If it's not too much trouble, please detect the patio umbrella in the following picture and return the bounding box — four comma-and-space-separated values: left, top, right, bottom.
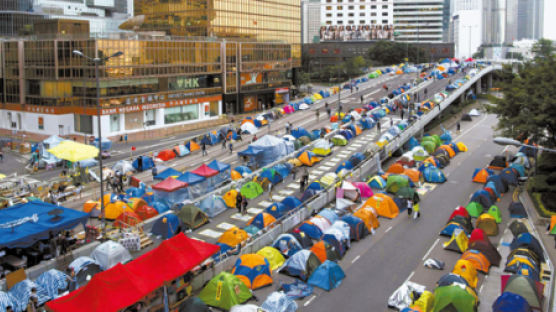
48, 141, 99, 162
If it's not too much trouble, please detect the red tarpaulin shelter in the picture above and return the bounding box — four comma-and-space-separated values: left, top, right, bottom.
191, 164, 218, 177
151, 177, 188, 191
46, 233, 219, 312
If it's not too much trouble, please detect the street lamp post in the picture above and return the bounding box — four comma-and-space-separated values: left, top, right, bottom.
73, 49, 123, 234
493, 137, 556, 176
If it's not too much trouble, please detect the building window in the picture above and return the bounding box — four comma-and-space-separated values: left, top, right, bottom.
371, 5, 376, 8
348, 13, 354, 17
337, 20, 343, 24
348, 20, 354, 24
164, 105, 199, 124
371, 20, 377, 24
360, 20, 365, 24
337, 13, 343, 17
371, 12, 376, 16
326, 0, 332, 2
360, 12, 365, 16
326, 13, 332, 17
382, 5, 388, 8
359, 5, 365, 9
326, 6, 332, 10
382, 12, 388, 16
110, 114, 120, 132
337, 0, 343, 2
326, 21, 332, 24
337, 5, 343, 9
38, 117, 44, 130
348, 5, 354, 9
382, 19, 388, 24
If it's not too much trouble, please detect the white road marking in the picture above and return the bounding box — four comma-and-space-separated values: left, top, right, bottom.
198, 229, 223, 238
272, 195, 285, 201
351, 255, 361, 263
404, 271, 415, 283
422, 238, 440, 261
304, 295, 317, 307
311, 170, 324, 175
280, 189, 295, 195
385, 226, 393, 233
319, 166, 332, 170
331, 157, 342, 162
286, 183, 299, 189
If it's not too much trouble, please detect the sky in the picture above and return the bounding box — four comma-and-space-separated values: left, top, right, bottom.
544, 1, 556, 40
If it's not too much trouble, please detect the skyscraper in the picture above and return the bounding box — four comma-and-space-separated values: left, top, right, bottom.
516, 0, 543, 40
393, 0, 446, 43
302, 0, 321, 44
451, 0, 482, 58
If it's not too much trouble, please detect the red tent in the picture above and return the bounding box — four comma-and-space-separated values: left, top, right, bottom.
469, 228, 487, 244
46, 233, 219, 312
152, 177, 187, 191
157, 149, 176, 161
191, 164, 218, 177
449, 206, 470, 221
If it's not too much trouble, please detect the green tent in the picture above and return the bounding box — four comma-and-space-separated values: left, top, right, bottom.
241, 181, 264, 199
466, 202, 484, 218
503, 275, 542, 309
431, 135, 442, 147
433, 285, 477, 312
386, 175, 409, 194
331, 135, 348, 146
396, 186, 415, 199
294, 139, 303, 150
199, 272, 252, 310
177, 204, 208, 229
421, 140, 437, 154
487, 205, 502, 223
368, 72, 379, 78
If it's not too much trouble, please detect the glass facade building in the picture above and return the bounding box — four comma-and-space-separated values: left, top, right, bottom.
0, 34, 293, 137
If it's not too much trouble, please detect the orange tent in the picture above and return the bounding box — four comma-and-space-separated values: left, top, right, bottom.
310, 241, 339, 263
330, 115, 339, 122
218, 227, 249, 246
104, 201, 131, 220
231, 170, 242, 180
127, 197, 147, 211
83, 200, 98, 214
187, 140, 200, 152
472, 169, 490, 183
114, 210, 141, 228
461, 250, 491, 273
135, 205, 158, 221
439, 145, 456, 158
354, 207, 380, 231
352, 125, 362, 135
403, 168, 421, 183
452, 259, 478, 288
157, 149, 176, 161
364, 194, 399, 219
241, 119, 255, 126
387, 163, 404, 174
550, 215, 556, 233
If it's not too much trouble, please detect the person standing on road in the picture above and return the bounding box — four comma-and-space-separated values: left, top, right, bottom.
315, 109, 320, 122
285, 122, 291, 135
400, 107, 404, 120
268, 182, 273, 200
291, 165, 297, 181
201, 142, 207, 156
0, 146, 3, 162
377, 120, 381, 133
338, 104, 343, 114
456, 121, 461, 133
407, 199, 413, 217
299, 175, 306, 193
360, 95, 364, 104
383, 84, 388, 92
424, 88, 428, 97
228, 141, 233, 154
413, 193, 421, 219
124, 134, 128, 144
221, 137, 227, 150
236, 193, 243, 214
325, 102, 329, 110
241, 197, 248, 215
326, 107, 331, 118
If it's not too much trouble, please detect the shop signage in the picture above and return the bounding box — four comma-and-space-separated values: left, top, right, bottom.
100, 95, 221, 115
176, 77, 200, 89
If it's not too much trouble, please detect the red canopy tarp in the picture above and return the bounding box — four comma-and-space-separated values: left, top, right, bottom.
191, 164, 218, 177
151, 177, 187, 191
46, 233, 219, 312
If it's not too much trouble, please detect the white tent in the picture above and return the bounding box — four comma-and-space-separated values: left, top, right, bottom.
90, 241, 131, 270
240, 122, 258, 134
469, 109, 481, 116
299, 103, 310, 110
349, 111, 361, 120
112, 160, 134, 174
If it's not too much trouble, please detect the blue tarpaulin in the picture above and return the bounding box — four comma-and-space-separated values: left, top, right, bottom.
0, 202, 88, 249
132, 156, 154, 171
154, 167, 182, 180
208, 160, 231, 185
35, 269, 69, 300
240, 135, 294, 167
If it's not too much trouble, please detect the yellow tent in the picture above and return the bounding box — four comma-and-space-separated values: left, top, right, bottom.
443, 228, 468, 253
456, 142, 468, 152
48, 140, 99, 162
437, 65, 446, 71
0, 173, 5, 180
223, 189, 239, 208
354, 207, 380, 231
452, 259, 478, 288
364, 194, 399, 219
127, 197, 148, 211
217, 227, 249, 246
313, 93, 323, 100
411, 290, 434, 312
104, 200, 131, 220
256, 246, 285, 271
231, 170, 242, 181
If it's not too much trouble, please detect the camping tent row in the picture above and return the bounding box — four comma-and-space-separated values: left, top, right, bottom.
239, 135, 296, 168
46, 234, 220, 312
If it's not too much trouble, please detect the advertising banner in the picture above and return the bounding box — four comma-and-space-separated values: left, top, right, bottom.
319, 24, 394, 41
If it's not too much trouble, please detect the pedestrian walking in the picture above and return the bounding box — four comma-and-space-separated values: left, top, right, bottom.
299, 177, 305, 193
407, 199, 413, 217
326, 107, 331, 117
383, 84, 388, 92
377, 120, 381, 133
315, 109, 320, 122
438, 103, 441, 112
360, 95, 364, 104
356, 86, 359, 91
338, 104, 343, 113
221, 138, 227, 150
151, 165, 158, 179
241, 197, 248, 215
390, 118, 394, 127
424, 88, 428, 97
302, 168, 309, 185
124, 133, 128, 144
456, 121, 461, 133
413, 193, 421, 219
0, 147, 3, 162
291, 165, 297, 181
236, 193, 243, 214
325, 102, 329, 110
268, 182, 273, 199
201, 142, 207, 156
252, 134, 258, 143
228, 141, 233, 154
285, 123, 290, 135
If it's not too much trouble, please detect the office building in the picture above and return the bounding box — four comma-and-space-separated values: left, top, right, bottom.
0, 0, 44, 37
451, 0, 482, 58
393, 0, 447, 43
302, 0, 321, 44
516, 0, 543, 40
0, 35, 292, 138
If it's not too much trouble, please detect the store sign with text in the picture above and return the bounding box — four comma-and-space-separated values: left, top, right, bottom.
243, 95, 257, 112
100, 95, 221, 115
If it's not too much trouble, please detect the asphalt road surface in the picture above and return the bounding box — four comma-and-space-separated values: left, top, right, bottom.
301, 113, 502, 312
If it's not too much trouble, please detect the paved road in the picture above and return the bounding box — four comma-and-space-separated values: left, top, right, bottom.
301, 113, 503, 312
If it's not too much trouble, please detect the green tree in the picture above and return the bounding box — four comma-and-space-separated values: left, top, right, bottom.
490, 39, 556, 147
532, 38, 554, 59
367, 41, 429, 65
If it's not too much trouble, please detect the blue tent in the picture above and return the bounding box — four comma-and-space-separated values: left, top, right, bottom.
280, 280, 314, 300
335, 161, 353, 173
487, 175, 508, 193
510, 233, 544, 259
440, 223, 464, 237
339, 129, 354, 140
273, 233, 303, 257
0, 202, 88, 249
265, 202, 290, 219
485, 181, 501, 198
368, 176, 386, 189
35, 269, 69, 300
500, 168, 519, 186
341, 215, 367, 241
272, 163, 292, 179
262, 291, 298, 312
199, 195, 227, 218
437, 273, 469, 287
261, 168, 283, 184
9, 279, 50, 311
154, 167, 182, 180
470, 189, 493, 208
307, 181, 324, 191
0, 291, 16, 312
440, 131, 452, 144
492, 292, 532, 312
281, 196, 302, 210
280, 250, 321, 281
151, 213, 181, 239
509, 163, 526, 177
359, 117, 375, 130
422, 166, 446, 183
234, 166, 252, 176
406, 137, 420, 150
298, 221, 323, 240
212, 242, 235, 262
304, 97, 313, 104
292, 127, 311, 139
318, 209, 339, 225
440, 58, 451, 63
238, 145, 265, 157
300, 188, 318, 202
132, 155, 154, 171
307, 260, 345, 291
152, 201, 170, 214
176, 172, 205, 185
92, 137, 112, 150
